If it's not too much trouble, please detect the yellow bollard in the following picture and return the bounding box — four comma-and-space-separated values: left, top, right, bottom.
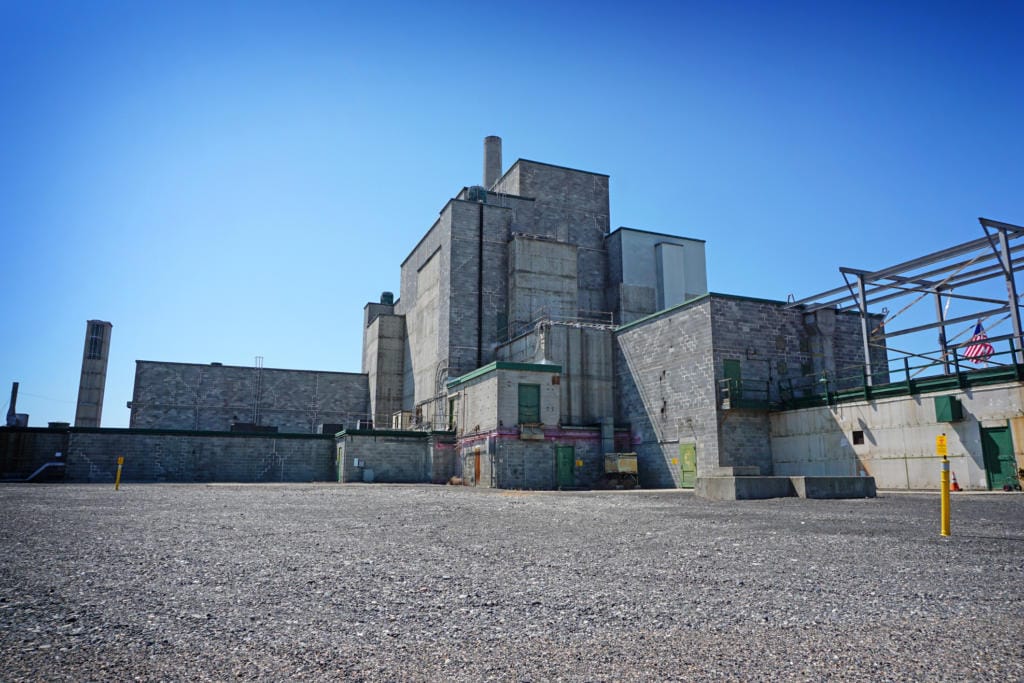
114, 456, 124, 491
940, 455, 950, 536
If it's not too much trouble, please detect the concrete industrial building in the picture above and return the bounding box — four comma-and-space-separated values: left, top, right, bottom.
4, 137, 1023, 494
356, 138, 881, 493
127, 360, 369, 434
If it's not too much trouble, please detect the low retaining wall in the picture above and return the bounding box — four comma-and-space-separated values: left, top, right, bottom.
1, 427, 336, 483
696, 475, 877, 501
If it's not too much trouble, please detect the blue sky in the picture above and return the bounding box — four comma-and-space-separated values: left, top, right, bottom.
2, 1, 1022, 427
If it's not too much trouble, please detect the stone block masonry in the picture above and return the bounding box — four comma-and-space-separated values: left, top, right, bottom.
59, 428, 336, 483
336, 431, 456, 484
614, 297, 717, 488
1, 427, 70, 480
130, 361, 369, 434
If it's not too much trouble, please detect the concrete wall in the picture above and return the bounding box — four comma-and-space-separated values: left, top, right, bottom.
606, 229, 707, 323
129, 361, 369, 434
456, 427, 611, 490
447, 198, 522, 376
508, 235, 578, 331
493, 160, 610, 317
60, 429, 335, 483
802, 308, 890, 391
448, 364, 561, 434
613, 294, 887, 486
497, 324, 614, 426
771, 381, 1024, 490
614, 298, 717, 488
1, 428, 70, 480
396, 205, 453, 422
336, 432, 456, 484
363, 313, 406, 427
496, 368, 560, 428
451, 374, 499, 435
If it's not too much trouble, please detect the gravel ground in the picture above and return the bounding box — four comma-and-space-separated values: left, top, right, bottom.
0, 483, 1021, 682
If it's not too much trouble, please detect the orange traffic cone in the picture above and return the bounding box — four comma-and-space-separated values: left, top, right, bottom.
951, 472, 961, 492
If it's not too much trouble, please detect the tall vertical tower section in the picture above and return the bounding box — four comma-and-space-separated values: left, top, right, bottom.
74, 320, 113, 427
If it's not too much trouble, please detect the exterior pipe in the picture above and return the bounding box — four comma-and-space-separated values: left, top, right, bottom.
478, 203, 484, 369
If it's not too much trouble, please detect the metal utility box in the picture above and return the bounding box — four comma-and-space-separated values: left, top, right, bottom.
604, 452, 638, 474
604, 452, 639, 489
934, 395, 963, 422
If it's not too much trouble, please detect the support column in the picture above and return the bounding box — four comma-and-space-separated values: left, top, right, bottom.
934, 291, 951, 375
857, 274, 873, 386
996, 228, 1023, 364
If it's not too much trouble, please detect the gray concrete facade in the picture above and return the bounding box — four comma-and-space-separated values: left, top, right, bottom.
1, 426, 336, 483
129, 361, 369, 434
614, 293, 886, 489
362, 298, 406, 428
336, 431, 456, 484
606, 228, 708, 323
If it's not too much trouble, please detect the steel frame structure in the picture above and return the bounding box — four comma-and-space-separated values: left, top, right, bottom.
787, 218, 1024, 385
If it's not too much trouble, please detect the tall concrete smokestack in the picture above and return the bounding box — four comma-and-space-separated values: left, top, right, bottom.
75, 320, 112, 428
6, 382, 17, 426
483, 136, 502, 189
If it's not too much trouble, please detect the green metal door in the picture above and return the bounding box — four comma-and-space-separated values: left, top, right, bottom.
679, 442, 697, 489
556, 446, 574, 489
518, 384, 541, 424
723, 359, 742, 401
981, 426, 1017, 490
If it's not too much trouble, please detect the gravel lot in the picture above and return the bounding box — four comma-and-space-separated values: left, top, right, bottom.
1, 483, 1021, 681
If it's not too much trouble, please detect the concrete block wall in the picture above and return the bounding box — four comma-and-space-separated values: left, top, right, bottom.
501, 324, 615, 426
129, 362, 370, 434
459, 434, 555, 489
608, 283, 658, 325
494, 439, 556, 489
396, 204, 453, 420
451, 374, 499, 435
614, 298, 718, 488
363, 313, 406, 427
496, 368, 560, 428
708, 296, 817, 405
64, 429, 335, 483
457, 425, 628, 490
716, 411, 773, 474
447, 199, 517, 377
494, 160, 611, 318
449, 365, 561, 434
771, 381, 1024, 490
0, 428, 70, 480
337, 432, 456, 484
508, 235, 578, 331
832, 311, 890, 387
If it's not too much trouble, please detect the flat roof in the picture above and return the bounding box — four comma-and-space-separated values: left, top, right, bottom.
447, 361, 562, 389
607, 226, 706, 244
135, 360, 366, 377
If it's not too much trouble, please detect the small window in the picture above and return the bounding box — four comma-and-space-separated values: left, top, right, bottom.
518, 384, 540, 424
852, 430, 865, 445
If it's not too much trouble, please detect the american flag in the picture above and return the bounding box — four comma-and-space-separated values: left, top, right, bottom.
964, 322, 994, 364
